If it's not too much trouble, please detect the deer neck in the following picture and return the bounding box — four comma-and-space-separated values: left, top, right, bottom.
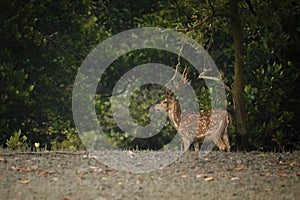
168, 100, 181, 130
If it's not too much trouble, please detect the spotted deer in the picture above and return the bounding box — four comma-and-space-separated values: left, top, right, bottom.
154, 68, 231, 152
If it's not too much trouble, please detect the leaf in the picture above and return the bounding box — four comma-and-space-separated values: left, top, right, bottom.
204, 177, 214, 181
11, 165, 36, 172
277, 172, 287, 177
296, 172, 300, 176
234, 166, 244, 171
77, 172, 87, 179
227, 166, 244, 171
38, 170, 55, 175
202, 157, 210, 162
204, 170, 214, 173
196, 174, 206, 178
34, 142, 40, 148
194, 166, 201, 172
181, 174, 187, 178
18, 180, 31, 184
29, 84, 35, 92
231, 177, 239, 181
262, 187, 272, 192
219, 171, 226, 178
288, 161, 300, 167
260, 173, 271, 177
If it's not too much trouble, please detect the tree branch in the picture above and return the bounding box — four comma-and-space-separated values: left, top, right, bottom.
198, 75, 232, 94
178, 11, 233, 33
179, 15, 211, 33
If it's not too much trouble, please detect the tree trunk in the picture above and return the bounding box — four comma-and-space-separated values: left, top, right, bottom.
229, 0, 249, 150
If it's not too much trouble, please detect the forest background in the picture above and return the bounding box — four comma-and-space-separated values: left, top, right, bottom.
0, 0, 299, 151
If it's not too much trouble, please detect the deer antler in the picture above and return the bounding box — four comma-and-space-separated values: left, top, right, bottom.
166, 66, 189, 95
181, 67, 188, 85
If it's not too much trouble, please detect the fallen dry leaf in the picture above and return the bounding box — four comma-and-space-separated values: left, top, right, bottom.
288, 161, 300, 167
12, 165, 37, 172
277, 172, 288, 177
234, 166, 244, 171
11, 165, 24, 171
204, 170, 214, 173
181, 174, 187, 178
296, 172, 300, 176
38, 170, 56, 175
38, 171, 49, 175
194, 166, 201, 172
227, 166, 244, 171
0, 157, 7, 162
219, 171, 226, 178
260, 173, 272, 177
196, 174, 206, 178
262, 187, 272, 192
202, 158, 210, 162
51, 177, 59, 182
204, 177, 214, 181
77, 172, 87, 179
18, 180, 31, 184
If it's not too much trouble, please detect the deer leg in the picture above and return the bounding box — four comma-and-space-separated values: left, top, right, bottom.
222, 134, 230, 152
223, 113, 232, 152
182, 138, 190, 152
193, 140, 200, 153
222, 129, 231, 152
204, 134, 225, 151
215, 138, 226, 151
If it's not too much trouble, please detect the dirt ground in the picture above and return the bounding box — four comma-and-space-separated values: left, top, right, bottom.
0, 150, 299, 200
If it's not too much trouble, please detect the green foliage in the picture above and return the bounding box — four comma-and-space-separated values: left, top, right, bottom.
37, 111, 85, 150
6, 129, 27, 150
241, 1, 300, 150
95, 85, 175, 150
95, 94, 131, 148
0, 63, 34, 144
0, 0, 97, 149
245, 62, 299, 151
51, 128, 84, 151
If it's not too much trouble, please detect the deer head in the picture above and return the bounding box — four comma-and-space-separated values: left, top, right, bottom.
154, 67, 188, 110
154, 67, 188, 130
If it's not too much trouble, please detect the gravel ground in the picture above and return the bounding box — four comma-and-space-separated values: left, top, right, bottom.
0, 150, 299, 200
